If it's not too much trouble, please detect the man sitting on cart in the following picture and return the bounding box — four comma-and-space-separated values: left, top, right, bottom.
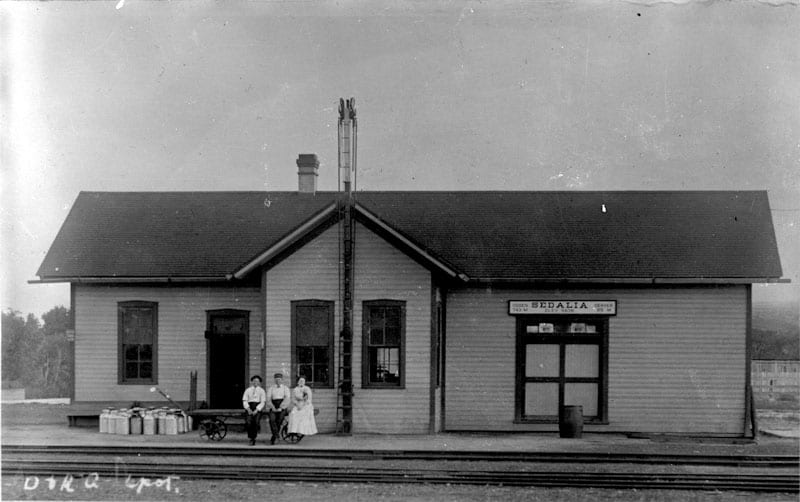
266, 372, 291, 445
242, 375, 266, 446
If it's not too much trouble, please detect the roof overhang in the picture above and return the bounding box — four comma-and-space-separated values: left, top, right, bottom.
232, 202, 338, 279
465, 277, 790, 285
28, 276, 230, 284
354, 203, 467, 281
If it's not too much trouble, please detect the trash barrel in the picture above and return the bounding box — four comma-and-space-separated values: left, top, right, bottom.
559, 405, 583, 438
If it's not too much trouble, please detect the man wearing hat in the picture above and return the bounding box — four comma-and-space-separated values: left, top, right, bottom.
266, 372, 291, 444
242, 375, 266, 446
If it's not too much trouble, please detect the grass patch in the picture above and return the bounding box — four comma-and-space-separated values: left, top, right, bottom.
755, 392, 799, 412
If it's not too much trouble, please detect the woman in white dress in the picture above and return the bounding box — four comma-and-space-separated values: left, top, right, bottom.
287, 377, 318, 437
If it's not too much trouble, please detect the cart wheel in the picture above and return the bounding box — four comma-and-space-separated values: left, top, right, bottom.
210, 419, 227, 441
279, 422, 302, 443
199, 419, 216, 440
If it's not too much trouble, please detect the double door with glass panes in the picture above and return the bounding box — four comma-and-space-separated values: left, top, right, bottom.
516, 317, 607, 423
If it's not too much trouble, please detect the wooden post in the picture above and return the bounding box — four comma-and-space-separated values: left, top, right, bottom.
189, 371, 197, 411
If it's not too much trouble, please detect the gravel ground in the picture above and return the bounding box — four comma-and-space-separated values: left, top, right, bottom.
3, 476, 798, 502
6, 452, 796, 477
3, 403, 798, 501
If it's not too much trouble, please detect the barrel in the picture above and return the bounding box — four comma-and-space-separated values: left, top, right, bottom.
559, 405, 583, 438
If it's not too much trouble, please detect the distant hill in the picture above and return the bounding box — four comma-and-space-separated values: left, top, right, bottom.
752, 301, 799, 360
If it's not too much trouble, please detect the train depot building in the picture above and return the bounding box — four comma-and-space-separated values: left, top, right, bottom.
35, 163, 784, 437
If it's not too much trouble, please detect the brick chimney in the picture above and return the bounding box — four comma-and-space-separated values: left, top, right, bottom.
297, 154, 319, 194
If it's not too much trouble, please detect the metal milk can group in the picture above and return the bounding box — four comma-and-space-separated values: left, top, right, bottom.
99, 407, 191, 435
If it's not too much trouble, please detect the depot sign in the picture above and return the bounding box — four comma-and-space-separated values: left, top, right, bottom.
508, 300, 617, 315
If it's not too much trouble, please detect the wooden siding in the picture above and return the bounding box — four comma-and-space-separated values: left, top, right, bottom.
74, 285, 261, 402
445, 286, 747, 435
353, 222, 431, 433
265, 225, 340, 433
266, 222, 431, 433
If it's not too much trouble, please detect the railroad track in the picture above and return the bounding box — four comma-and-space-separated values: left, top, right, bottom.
3, 444, 798, 467
4, 458, 799, 492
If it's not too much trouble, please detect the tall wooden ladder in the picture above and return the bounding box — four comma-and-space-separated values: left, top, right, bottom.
335, 97, 356, 435
335, 185, 355, 435
335, 330, 353, 434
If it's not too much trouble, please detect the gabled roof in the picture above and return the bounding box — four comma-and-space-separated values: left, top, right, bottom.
35, 190, 783, 283
354, 191, 784, 281
35, 192, 338, 280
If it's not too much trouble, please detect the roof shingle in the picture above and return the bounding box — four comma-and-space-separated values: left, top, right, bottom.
36, 190, 783, 281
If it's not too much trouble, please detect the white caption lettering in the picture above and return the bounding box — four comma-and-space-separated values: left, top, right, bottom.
125, 475, 181, 495
85, 472, 100, 489
60, 474, 75, 493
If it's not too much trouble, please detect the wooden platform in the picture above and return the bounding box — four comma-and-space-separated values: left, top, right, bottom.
64, 403, 320, 428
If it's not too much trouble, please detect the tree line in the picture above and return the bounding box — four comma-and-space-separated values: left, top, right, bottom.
2, 307, 72, 398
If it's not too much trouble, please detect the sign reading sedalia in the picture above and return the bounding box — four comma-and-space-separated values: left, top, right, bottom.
509, 300, 616, 315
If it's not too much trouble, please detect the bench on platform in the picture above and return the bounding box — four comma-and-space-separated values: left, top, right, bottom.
68, 414, 98, 427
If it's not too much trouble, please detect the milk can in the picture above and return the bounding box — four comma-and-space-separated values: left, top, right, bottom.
130, 409, 143, 435
165, 412, 177, 435
107, 410, 118, 434
186, 413, 193, 432
115, 411, 131, 435
143, 410, 156, 435
157, 409, 167, 435
175, 410, 186, 434
165, 411, 178, 435
111, 410, 121, 434
99, 409, 110, 433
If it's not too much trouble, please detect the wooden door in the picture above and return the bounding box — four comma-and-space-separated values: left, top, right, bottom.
207, 310, 249, 408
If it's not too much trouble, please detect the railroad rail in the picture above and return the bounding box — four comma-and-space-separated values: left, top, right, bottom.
4, 458, 798, 493
3, 444, 798, 468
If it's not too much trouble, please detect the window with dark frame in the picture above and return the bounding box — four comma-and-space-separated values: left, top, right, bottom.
363, 300, 405, 388
291, 300, 334, 387
118, 301, 157, 384
516, 317, 607, 423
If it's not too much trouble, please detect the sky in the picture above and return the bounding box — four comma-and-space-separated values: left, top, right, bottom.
1, 0, 798, 318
